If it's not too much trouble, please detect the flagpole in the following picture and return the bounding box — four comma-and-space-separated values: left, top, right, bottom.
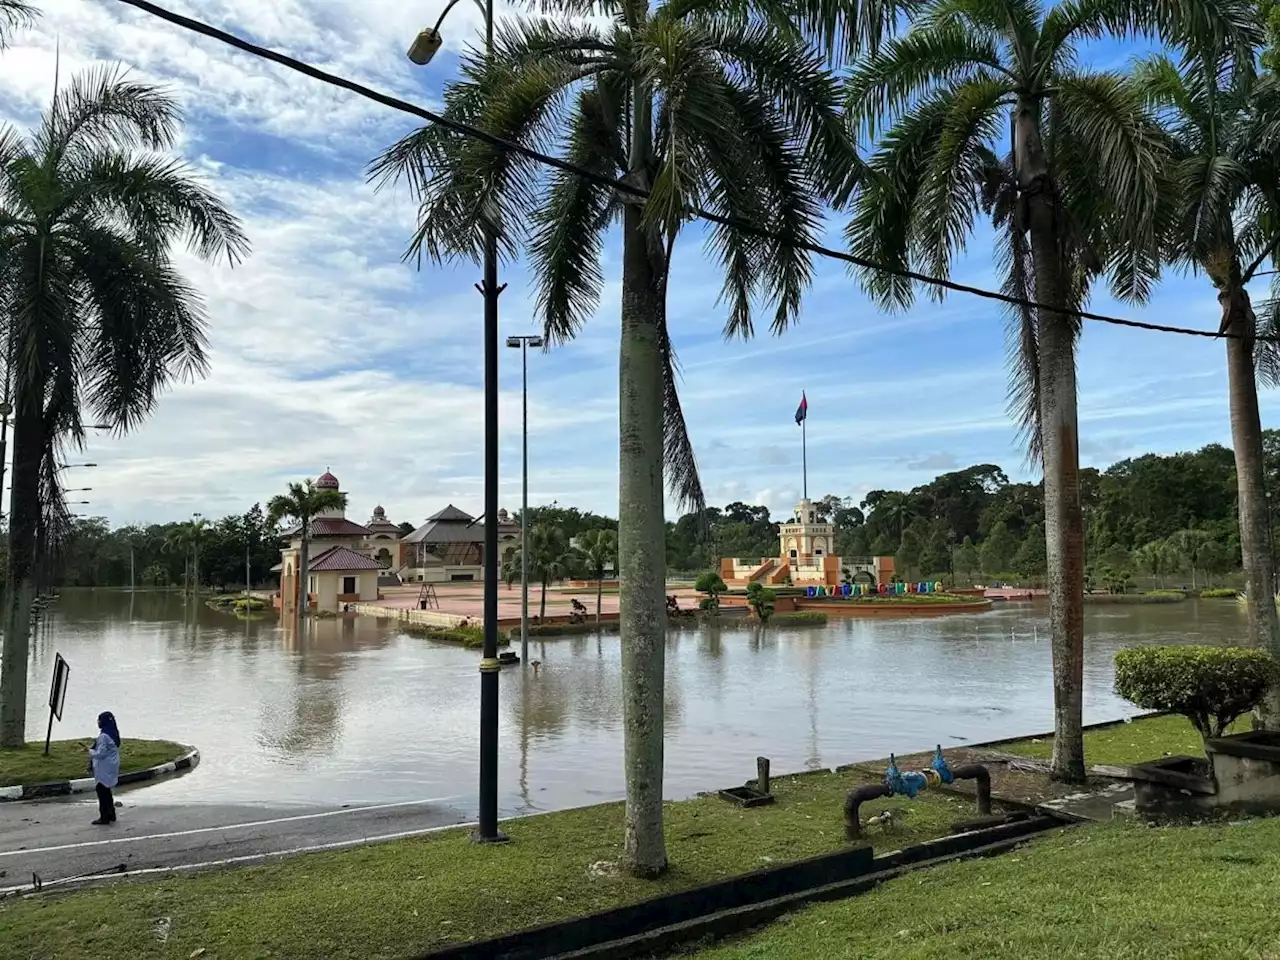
802, 417, 807, 500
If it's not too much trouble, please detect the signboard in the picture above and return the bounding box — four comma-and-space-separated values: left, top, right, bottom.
48, 653, 69, 721
44, 653, 69, 755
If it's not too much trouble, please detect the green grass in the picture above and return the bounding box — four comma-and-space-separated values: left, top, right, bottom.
0, 770, 989, 960
770, 612, 828, 626
1084, 591, 1187, 604
1000, 713, 1251, 768
1201, 587, 1242, 599
686, 817, 1280, 960
401, 623, 509, 649
0, 739, 187, 788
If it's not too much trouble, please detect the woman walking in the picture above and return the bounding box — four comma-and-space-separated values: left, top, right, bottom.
88, 711, 120, 826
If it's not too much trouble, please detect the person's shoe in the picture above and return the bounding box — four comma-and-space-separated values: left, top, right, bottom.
91, 818, 112, 826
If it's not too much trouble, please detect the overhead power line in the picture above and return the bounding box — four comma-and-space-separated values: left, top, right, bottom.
114, 0, 1278, 343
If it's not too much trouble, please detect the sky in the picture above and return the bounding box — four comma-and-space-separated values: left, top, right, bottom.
0, 0, 1268, 529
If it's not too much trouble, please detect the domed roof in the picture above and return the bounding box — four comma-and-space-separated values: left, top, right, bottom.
373, 505, 386, 518
497, 508, 509, 520
316, 470, 340, 490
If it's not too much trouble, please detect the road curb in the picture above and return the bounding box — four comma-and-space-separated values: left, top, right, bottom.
0, 746, 200, 802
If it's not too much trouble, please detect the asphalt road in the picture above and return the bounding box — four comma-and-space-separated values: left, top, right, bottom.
0, 790, 471, 895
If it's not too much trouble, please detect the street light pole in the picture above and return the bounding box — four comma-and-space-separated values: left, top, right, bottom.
507, 334, 543, 666
408, 0, 506, 843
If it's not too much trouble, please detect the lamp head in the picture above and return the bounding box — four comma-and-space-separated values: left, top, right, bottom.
407, 28, 443, 65
529, 336, 545, 349
505, 337, 520, 348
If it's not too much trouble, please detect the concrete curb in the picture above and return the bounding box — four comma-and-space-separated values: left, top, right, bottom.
0, 746, 200, 802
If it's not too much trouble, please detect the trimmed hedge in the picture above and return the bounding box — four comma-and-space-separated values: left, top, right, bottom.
1114, 645, 1279, 741
1200, 588, 1241, 599
770, 611, 828, 626
402, 623, 509, 649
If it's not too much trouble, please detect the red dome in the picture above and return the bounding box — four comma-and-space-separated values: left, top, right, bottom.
316, 470, 340, 489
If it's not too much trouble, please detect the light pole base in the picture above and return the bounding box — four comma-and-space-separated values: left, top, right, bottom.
469, 829, 511, 845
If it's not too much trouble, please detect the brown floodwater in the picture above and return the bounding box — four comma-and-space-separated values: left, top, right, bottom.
17, 591, 1244, 816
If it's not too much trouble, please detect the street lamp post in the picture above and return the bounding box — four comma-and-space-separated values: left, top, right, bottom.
506, 334, 543, 666
408, 0, 507, 843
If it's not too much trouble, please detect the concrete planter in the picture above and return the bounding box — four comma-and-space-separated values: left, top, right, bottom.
1128, 755, 1217, 820
1206, 731, 1280, 816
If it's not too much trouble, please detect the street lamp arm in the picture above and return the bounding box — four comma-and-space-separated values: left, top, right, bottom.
432, 0, 488, 37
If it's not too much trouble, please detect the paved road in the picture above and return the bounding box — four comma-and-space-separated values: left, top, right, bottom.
0, 790, 471, 894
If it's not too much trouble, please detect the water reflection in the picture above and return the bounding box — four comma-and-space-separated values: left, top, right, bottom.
17, 591, 1245, 814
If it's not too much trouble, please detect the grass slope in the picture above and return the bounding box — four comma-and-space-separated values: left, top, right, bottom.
0, 770, 986, 960
688, 817, 1280, 959
0, 739, 187, 788
1003, 714, 1250, 768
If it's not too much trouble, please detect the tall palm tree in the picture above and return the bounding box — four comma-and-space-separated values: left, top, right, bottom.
267, 479, 347, 615
843, 0, 1250, 780
1133, 48, 1280, 697
0, 0, 35, 46
371, 3, 860, 876
511, 524, 579, 620
577, 528, 619, 622
0, 66, 247, 747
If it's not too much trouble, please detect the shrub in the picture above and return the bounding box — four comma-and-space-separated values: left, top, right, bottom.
746, 580, 776, 623
1114, 646, 1280, 741
1200, 588, 1240, 599
694, 571, 727, 613
771, 611, 827, 626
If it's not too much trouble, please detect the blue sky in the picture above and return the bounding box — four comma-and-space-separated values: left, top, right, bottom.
0, 1, 1266, 527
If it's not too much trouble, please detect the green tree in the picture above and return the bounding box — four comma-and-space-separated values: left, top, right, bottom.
953, 536, 980, 583
1168, 529, 1213, 589
1198, 539, 1235, 586
0, 67, 246, 746
1014, 523, 1048, 577
373, 3, 861, 877
694, 569, 728, 614
267, 480, 348, 615
577, 528, 619, 622
1134, 539, 1177, 588
980, 522, 1019, 577
843, 0, 1245, 781
1135, 40, 1280, 676
514, 525, 578, 620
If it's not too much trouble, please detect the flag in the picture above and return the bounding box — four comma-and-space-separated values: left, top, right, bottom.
794, 391, 808, 425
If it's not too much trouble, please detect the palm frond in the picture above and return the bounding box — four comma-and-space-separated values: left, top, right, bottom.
655, 315, 705, 514
0, 0, 37, 48
41, 64, 182, 163
530, 82, 622, 346
845, 22, 1006, 139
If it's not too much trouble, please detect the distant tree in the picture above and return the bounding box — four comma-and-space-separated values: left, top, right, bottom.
267, 480, 348, 614
1014, 524, 1048, 577
512, 525, 578, 619
980, 522, 1020, 577
953, 537, 980, 583
1198, 540, 1235, 586
1134, 539, 1177, 588
1168, 529, 1213, 589
694, 570, 728, 614
397, 521, 416, 537
577, 529, 618, 622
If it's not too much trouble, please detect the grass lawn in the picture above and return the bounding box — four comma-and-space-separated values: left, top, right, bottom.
0, 739, 188, 788
1002, 713, 1250, 769
0, 770, 995, 960
687, 817, 1280, 959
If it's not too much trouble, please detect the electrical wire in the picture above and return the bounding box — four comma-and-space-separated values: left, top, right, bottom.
113, 0, 1280, 343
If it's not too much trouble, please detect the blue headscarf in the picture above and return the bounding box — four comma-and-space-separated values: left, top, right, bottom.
97, 711, 121, 746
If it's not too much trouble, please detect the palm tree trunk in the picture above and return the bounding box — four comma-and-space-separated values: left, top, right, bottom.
596, 570, 603, 624
540, 575, 547, 620
1223, 283, 1280, 726
0, 399, 42, 746
1020, 101, 1085, 783
618, 154, 669, 876
297, 519, 310, 616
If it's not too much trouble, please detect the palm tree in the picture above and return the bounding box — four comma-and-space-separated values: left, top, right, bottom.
843, 0, 1250, 780
267, 480, 347, 615
0, 66, 247, 747
371, 3, 860, 876
0, 0, 35, 46
1133, 48, 1280, 681
577, 529, 619, 622
512, 524, 579, 620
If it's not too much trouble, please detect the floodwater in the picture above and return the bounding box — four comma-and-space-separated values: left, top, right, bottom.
17, 592, 1245, 816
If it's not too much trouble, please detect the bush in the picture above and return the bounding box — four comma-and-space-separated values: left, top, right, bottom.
1200, 588, 1240, 599
694, 571, 727, 613
403, 623, 508, 648
771, 611, 827, 626
1114, 646, 1279, 741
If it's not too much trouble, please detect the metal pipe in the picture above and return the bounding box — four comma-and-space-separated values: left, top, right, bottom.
951, 763, 992, 815
844, 783, 891, 840
520, 339, 529, 665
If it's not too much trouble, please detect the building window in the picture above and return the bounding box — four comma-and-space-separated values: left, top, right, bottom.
789, 549, 798, 559
342, 576, 357, 594
308, 576, 317, 593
